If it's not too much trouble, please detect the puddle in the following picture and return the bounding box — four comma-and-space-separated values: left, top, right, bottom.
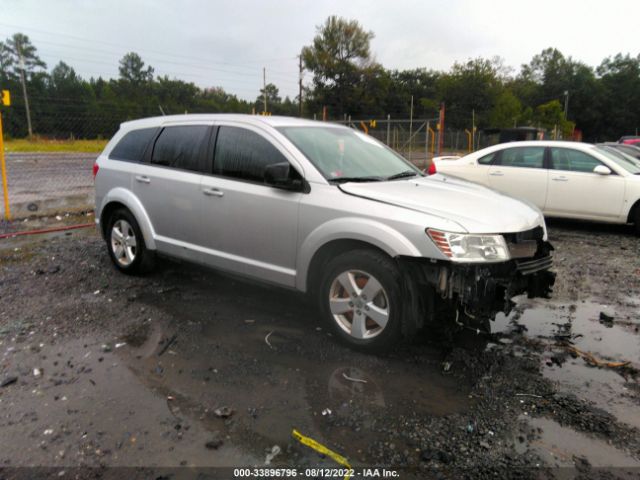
118, 273, 474, 465
0, 266, 474, 467
494, 298, 640, 430
525, 416, 640, 469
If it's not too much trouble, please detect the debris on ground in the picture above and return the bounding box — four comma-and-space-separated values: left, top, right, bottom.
342, 372, 367, 384
565, 345, 631, 369
264, 445, 281, 465
205, 432, 224, 450
0, 376, 18, 387
213, 406, 234, 418
157, 334, 177, 356
292, 429, 351, 470
265, 331, 275, 349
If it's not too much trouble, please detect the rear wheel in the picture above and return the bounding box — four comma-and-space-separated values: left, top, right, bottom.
106, 208, 154, 274
634, 208, 640, 236
318, 249, 403, 352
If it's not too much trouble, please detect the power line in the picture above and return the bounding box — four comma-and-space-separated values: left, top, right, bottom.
0, 23, 297, 72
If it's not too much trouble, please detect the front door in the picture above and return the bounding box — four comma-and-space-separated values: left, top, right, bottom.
198, 125, 303, 287
487, 146, 548, 209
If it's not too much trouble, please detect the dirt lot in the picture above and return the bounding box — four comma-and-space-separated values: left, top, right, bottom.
0, 217, 639, 479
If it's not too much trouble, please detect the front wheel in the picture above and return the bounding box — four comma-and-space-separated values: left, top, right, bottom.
318, 249, 403, 352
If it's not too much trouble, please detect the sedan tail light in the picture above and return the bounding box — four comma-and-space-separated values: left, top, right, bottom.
92, 161, 99, 179
427, 162, 436, 175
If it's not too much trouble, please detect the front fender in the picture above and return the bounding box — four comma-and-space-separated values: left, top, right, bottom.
295, 217, 422, 291
97, 187, 157, 250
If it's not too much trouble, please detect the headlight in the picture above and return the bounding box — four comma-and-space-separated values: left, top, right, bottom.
427, 229, 510, 263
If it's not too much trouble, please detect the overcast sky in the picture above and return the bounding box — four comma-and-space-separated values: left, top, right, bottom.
2, 0, 638, 101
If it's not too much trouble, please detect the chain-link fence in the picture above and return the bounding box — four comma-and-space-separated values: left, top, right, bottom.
335, 117, 473, 166
0, 113, 476, 235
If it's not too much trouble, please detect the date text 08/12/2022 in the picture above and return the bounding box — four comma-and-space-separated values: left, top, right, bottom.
233, 468, 400, 478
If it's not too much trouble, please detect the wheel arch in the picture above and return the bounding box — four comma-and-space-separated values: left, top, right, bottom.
626, 198, 640, 224
297, 218, 422, 293
98, 188, 156, 250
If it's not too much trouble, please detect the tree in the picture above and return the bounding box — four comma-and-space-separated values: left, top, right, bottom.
489, 90, 522, 128
596, 54, 640, 140
437, 57, 505, 128
517, 48, 602, 139
118, 52, 154, 85
255, 83, 281, 112
532, 100, 574, 137
302, 16, 375, 116
0, 33, 47, 137
0, 33, 46, 80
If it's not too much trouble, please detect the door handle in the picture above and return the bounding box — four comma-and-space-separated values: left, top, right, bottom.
552, 176, 568, 182
489, 171, 504, 176
135, 175, 151, 184
203, 187, 224, 197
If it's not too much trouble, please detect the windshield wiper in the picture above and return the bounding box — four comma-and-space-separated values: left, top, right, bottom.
386, 170, 420, 180
329, 176, 385, 184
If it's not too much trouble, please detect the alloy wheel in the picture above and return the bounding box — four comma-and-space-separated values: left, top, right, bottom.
328, 269, 390, 340
110, 219, 137, 267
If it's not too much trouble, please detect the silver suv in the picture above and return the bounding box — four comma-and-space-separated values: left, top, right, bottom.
94, 114, 555, 351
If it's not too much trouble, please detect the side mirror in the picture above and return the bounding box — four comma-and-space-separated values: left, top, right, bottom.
264, 162, 304, 191
593, 165, 611, 175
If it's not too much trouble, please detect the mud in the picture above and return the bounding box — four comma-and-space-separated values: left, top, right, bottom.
0, 219, 639, 479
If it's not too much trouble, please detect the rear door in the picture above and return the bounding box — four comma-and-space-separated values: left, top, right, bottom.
198, 124, 303, 287
545, 147, 625, 219
132, 124, 211, 254
487, 146, 548, 209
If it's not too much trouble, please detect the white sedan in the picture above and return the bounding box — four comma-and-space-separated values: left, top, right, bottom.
432, 141, 640, 233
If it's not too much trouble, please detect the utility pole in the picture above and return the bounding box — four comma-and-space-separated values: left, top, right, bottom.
18, 44, 33, 139
298, 55, 303, 117
263, 67, 267, 114
408, 95, 414, 162
472, 109, 475, 152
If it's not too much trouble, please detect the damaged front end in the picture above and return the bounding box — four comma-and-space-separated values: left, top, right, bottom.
399, 228, 556, 333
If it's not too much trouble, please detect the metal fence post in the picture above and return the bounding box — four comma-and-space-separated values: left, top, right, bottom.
0, 112, 11, 220
386, 114, 391, 146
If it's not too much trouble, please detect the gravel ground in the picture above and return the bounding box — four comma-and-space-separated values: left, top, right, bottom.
0, 218, 638, 479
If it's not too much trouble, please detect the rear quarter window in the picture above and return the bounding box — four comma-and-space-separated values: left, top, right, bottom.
109, 127, 158, 162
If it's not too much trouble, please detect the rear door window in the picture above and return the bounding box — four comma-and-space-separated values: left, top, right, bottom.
151, 125, 210, 172
110, 127, 157, 162
213, 126, 290, 183
498, 147, 545, 168
549, 148, 602, 173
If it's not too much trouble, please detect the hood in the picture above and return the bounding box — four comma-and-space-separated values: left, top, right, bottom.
338, 174, 544, 234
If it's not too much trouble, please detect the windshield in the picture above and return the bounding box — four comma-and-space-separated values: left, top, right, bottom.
277, 126, 422, 181
596, 146, 640, 174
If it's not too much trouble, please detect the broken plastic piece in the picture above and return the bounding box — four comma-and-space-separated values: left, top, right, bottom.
292, 429, 352, 479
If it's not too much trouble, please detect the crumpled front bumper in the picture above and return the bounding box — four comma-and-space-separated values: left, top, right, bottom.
399, 241, 556, 324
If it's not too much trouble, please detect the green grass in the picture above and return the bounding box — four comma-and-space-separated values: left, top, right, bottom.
4, 138, 108, 153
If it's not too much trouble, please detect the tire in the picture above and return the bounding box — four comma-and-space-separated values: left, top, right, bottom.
318, 249, 403, 352
105, 208, 155, 275
635, 208, 640, 236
